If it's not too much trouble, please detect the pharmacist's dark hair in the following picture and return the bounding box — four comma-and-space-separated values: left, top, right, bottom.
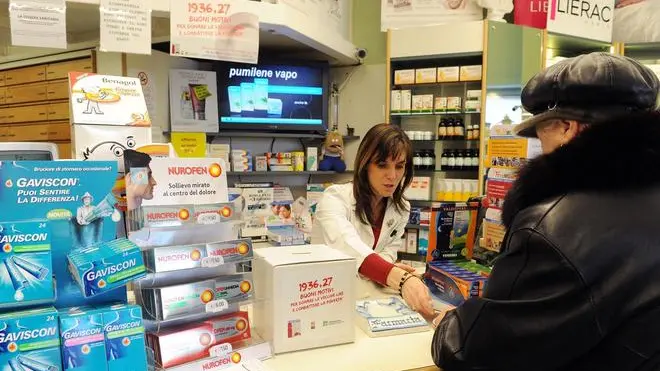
353, 123, 413, 226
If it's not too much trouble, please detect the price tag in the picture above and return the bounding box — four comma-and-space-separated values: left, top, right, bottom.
205, 299, 229, 313
197, 212, 221, 225
209, 343, 233, 357
201, 256, 225, 268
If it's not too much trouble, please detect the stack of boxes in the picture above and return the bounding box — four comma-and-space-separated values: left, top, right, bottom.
0, 219, 148, 371
390, 64, 482, 116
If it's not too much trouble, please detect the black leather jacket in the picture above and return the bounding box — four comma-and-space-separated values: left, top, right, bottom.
432, 113, 660, 371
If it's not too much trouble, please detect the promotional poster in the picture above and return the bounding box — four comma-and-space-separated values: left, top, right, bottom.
69, 72, 151, 127
0, 161, 126, 308
169, 69, 219, 133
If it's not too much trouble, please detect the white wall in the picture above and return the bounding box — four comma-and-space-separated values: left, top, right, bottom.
123, 51, 206, 142
331, 63, 387, 171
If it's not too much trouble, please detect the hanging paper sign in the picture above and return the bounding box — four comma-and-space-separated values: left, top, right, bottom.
9, 0, 67, 48
100, 0, 152, 55
546, 0, 615, 42
170, 0, 260, 64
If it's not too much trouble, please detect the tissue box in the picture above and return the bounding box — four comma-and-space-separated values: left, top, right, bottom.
0, 307, 62, 371
254, 245, 355, 354
68, 238, 147, 297
0, 220, 54, 308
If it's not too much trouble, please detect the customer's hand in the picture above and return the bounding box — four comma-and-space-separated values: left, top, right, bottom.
394, 262, 416, 273
401, 277, 435, 318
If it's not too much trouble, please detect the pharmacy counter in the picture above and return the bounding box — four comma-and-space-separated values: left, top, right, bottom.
260, 279, 451, 371
262, 324, 437, 371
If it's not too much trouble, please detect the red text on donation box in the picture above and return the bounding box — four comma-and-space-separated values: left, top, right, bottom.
254, 245, 356, 354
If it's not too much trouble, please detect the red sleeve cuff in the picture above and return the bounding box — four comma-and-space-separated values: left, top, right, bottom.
358, 253, 395, 286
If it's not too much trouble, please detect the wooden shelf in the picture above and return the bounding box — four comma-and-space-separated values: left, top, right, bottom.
392, 81, 482, 89
226, 171, 353, 176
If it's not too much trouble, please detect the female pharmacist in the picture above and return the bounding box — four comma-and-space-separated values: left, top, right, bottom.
431, 53, 660, 370
313, 123, 434, 318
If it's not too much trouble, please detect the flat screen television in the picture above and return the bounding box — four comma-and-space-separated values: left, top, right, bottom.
215, 61, 329, 133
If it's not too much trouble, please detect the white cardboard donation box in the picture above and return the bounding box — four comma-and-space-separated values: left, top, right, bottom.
254, 244, 356, 354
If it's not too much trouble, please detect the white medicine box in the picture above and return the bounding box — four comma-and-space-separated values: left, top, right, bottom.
254, 245, 356, 354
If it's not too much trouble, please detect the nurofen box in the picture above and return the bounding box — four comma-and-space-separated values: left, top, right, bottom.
68, 238, 147, 298
0, 307, 61, 371
100, 304, 147, 371
149, 311, 251, 368
0, 220, 54, 309
141, 273, 253, 320
144, 239, 253, 273
142, 203, 237, 228
425, 261, 488, 306
59, 307, 107, 371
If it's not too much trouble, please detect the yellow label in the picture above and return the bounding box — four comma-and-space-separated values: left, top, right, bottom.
171, 132, 207, 158
192, 85, 212, 100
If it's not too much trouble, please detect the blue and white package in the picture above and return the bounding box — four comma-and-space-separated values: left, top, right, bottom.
0, 161, 126, 308
59, 307, 107, 371
68, 239, 147, 298
101, 304, 147, 371
0, 307, 61, 371
0, 220, 54, 309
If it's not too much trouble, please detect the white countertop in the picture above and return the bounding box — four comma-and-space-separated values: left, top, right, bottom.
262, 325, 435, 371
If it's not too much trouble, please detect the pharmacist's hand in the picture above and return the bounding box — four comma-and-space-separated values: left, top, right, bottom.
394, 263, 416, 273
401, 277, 434, 317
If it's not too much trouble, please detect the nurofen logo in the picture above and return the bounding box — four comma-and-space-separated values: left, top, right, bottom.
166, 163, 222, 177
178, 208, 190, 221
219, 205, 232, 218
208, 163, 222, 178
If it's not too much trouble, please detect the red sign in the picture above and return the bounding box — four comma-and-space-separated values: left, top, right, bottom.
514, 0, 549, 29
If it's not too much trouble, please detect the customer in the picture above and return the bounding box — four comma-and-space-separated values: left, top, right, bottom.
431, 52, 660, 370
313, 123, 434, 317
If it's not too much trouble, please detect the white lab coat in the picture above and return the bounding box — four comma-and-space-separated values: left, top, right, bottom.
311, 183, 410, 272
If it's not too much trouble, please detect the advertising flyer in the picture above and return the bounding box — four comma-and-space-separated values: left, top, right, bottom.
73, 124, 153, 172
69, 72, 151, 126
123, 154, 236, 247
170, 69, 220, 133
0, 161, 126, 308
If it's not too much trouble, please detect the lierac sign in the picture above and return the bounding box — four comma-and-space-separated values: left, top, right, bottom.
547, 0, 615, 42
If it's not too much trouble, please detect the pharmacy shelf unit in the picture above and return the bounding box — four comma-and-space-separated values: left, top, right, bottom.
387, 53, 484, 200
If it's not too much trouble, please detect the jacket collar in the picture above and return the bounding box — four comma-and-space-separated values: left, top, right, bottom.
502, 112, 660, 229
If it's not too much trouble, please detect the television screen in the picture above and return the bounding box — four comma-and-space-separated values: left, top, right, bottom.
216, 62, 328, 132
